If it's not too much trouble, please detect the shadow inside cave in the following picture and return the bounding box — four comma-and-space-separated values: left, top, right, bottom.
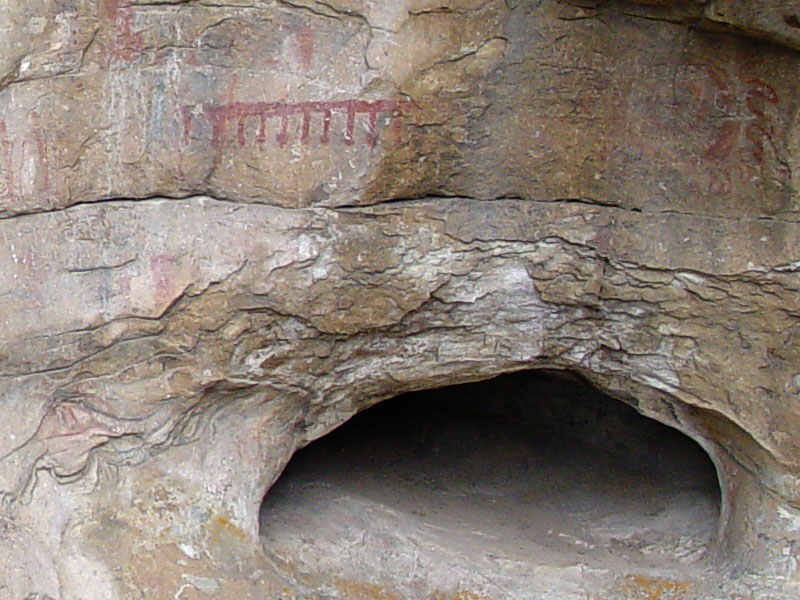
259, 370, 721, 599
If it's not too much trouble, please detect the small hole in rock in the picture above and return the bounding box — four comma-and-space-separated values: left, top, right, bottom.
260, 370, 721, 598
784, 14, 800, 28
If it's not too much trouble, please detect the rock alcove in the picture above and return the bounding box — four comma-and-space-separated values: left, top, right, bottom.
259, 370, 722, 598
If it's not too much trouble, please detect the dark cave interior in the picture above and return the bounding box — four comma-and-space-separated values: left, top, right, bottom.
260, 370, 721, 596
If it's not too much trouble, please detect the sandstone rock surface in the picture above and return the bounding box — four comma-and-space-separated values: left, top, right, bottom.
1, 1, 799, 599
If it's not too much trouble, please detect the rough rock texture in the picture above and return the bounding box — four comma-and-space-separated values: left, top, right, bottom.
1, 0, 799, 598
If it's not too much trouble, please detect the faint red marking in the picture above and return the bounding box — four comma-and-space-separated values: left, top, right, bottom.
224, 73, 239, 105
117, 273, 131, 296
28, 111, 49, 191
103, 0, 143, 64
744, 122, 771, 163
53, 403, 81, 436
182, 98, 415, 148
744, 79, 779, 118
295, 26, 314, 71
704, 120, 739, 160
0, 113, 51, 200
741, 79, 780, 164
707, 170, 731, 195
35, 397, 131, 477
39, 401, 110, 443
16, 251, 48, 307
279, 24, 315, 70
0, 120, 13, 197
150, 254, 175, 305
181, 109, 195, 148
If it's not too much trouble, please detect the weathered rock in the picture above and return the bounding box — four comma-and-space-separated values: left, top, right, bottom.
0, 1, 799, 599
704, 0, 800, 51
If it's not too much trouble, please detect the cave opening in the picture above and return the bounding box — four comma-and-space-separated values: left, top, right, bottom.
259, 370, 722, 598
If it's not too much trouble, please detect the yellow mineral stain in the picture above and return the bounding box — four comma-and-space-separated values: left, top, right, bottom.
206, 514, 248, 544
620, 574, 693, 600
333, 579, 399, 600
448, 592, 493, 600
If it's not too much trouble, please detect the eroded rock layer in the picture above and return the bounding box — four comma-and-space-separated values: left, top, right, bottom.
0, 1, 799, 599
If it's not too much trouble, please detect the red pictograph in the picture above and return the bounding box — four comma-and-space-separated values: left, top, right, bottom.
673, 61, 787, 195
742, 78, 780, 163
103, 0, 144, 64
181, 98, 415, 149
678, 64, 780, 163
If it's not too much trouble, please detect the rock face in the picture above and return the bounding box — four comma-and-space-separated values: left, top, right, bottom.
0, 1, 799, 598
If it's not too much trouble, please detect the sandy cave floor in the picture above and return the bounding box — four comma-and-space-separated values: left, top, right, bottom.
257, 381, 783, 599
